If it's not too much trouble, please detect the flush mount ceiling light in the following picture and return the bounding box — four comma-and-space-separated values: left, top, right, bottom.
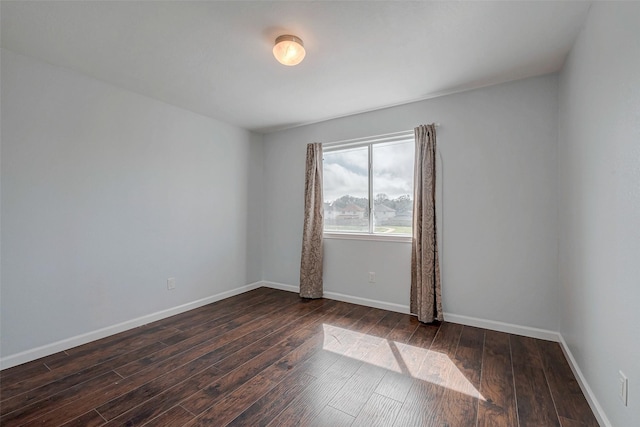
273, 35, 306, 66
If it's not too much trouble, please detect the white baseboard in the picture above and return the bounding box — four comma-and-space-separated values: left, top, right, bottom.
322, 291, 410, 314
4, 279, 609, 426
443, 313, 561, 342
260, 281, 411, 314
558, 335, 612, 427
0, 282, 263, 370
261, 281, 299, 293
261, 281, 559, 341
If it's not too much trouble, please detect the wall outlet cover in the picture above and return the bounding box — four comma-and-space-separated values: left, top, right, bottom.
619, 370, 628, 406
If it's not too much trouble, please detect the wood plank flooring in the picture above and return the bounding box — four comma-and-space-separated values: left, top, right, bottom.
0, 287, 599, 426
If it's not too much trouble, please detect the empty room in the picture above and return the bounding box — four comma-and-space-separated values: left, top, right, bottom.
1, 1, 638, 426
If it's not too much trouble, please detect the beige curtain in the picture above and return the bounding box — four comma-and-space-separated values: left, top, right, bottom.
411, 124, 443, 323
300, 143, 324, 298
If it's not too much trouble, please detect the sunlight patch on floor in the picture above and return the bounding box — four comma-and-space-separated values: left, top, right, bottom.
322, 323, 484, 400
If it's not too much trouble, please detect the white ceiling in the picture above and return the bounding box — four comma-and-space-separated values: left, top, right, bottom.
1, 1, 591, 133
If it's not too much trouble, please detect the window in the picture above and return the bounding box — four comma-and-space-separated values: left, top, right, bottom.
323, 131, 414, 238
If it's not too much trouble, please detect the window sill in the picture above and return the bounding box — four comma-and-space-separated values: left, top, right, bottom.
323, 232, 412, 243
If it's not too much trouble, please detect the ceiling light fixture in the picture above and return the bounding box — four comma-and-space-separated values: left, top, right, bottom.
273, 35, 306, 66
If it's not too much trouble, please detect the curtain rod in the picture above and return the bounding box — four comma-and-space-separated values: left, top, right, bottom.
322, 123, 440, 148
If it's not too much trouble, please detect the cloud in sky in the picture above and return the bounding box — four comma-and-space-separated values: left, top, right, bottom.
323, 141, 414, 203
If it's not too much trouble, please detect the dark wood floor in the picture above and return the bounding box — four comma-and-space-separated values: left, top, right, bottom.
0, 287, 599, 427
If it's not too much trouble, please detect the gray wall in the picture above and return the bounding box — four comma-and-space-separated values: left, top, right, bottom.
263, 74, 560, 331
0, 49, 262, 357
558, 3, 640, 426
6, 8, 638, 424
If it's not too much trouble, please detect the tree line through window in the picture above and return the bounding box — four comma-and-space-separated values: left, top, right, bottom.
323, 134, 414, 236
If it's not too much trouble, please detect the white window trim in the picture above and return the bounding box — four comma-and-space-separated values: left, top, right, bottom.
323, 232, 412, 243
323, 130, 414, 152
323, 130, 414, 241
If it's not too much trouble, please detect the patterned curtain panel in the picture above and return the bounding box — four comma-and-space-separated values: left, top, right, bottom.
411, 124, 443, 323
300, 143, 324, 299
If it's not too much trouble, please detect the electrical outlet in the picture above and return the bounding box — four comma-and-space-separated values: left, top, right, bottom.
368, 272, 376, 283
167, 277, 176, 290
619, 371, 628, 406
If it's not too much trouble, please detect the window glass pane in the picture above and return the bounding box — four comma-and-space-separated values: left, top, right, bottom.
372, 140, 414, 234
323, 146, 369, 233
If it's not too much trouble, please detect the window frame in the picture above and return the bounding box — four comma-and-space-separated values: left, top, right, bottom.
322, 130, 414, 242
